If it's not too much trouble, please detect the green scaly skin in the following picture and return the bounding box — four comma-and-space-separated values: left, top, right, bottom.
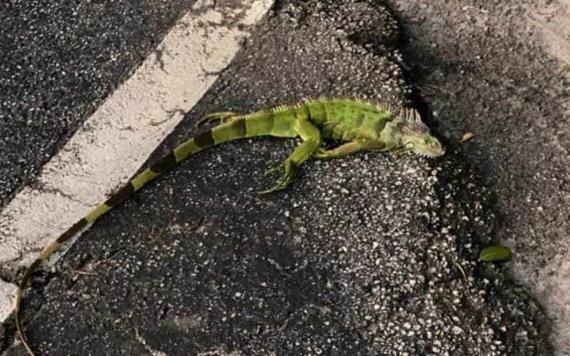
14, 97, 444, 355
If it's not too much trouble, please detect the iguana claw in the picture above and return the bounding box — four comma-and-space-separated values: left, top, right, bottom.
259, 160, 297, 194
264, 165, 282, 177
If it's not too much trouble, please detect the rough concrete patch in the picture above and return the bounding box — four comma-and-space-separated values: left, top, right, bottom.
0, 281, 15, 323
533, 251, 570, 349
526, 0, 570, 75
0, 0, 273, 321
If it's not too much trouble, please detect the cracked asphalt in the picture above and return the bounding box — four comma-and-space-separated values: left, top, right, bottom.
1, 0, 554, 355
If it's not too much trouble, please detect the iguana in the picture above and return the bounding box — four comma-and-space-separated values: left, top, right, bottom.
13, 97, 444, 355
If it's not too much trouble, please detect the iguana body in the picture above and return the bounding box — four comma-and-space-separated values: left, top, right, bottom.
14, 98, 444, 355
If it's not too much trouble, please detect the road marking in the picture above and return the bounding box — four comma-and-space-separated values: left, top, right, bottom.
0, 0, 274, 320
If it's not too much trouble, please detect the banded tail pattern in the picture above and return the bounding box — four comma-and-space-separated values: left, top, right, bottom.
14, 117, 254, 356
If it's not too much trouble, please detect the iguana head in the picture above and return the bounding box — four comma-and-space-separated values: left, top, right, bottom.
385, 107, 445, 158
399, 121, 445, 157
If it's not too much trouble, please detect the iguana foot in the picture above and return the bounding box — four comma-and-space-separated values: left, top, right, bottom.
259, 160, 297, 194
263, 165, 281, 177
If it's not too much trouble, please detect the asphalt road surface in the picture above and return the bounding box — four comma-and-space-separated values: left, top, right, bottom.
0, 0, 195, 208
3, 0, 569, 355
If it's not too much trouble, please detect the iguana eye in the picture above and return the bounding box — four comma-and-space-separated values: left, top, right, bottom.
406, 143, 414, 149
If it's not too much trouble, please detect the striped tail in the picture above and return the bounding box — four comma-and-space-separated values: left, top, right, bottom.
14, 118, 251, 356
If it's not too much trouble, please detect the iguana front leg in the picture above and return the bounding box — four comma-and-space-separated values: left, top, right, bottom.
260, 120, 321, 194
313, 140, 371, 159
313, 139, 390, 159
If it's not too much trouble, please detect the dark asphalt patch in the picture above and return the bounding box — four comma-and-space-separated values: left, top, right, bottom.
3, 0, 550, 354
0, 0, 195, 208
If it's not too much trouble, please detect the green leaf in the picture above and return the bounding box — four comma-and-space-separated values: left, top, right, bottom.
478, 245, 512, 262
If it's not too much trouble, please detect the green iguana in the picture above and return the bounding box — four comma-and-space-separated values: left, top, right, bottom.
14, 97, 444, 355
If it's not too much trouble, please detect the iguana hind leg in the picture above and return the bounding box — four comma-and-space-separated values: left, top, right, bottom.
259, 120, 321, 194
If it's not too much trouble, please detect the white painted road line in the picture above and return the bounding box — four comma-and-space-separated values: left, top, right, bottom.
0, 0, 274, 320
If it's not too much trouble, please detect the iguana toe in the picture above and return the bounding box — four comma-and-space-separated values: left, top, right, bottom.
258, 161, 297, 194
263, 164, 282, 177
